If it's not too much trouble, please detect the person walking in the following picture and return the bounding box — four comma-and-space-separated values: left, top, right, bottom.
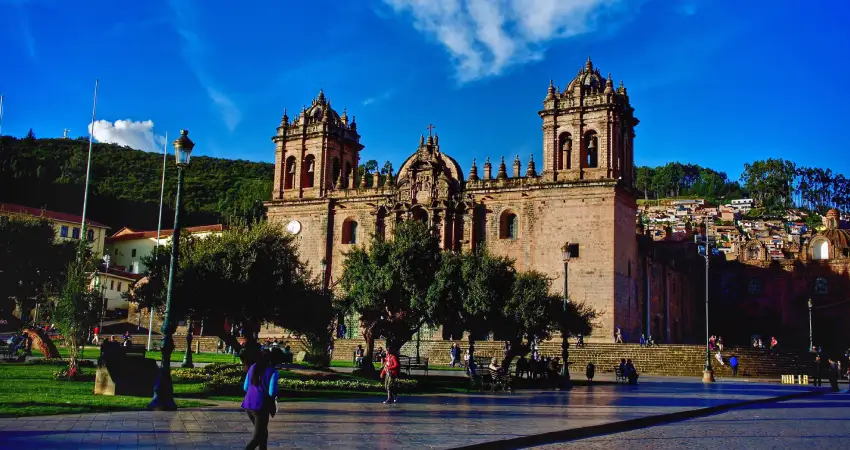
381, 349, 400, 404
585, 362, 596, 384
241, 351, 279, 450
828, 358, 840, 392
729, 354, 739, 377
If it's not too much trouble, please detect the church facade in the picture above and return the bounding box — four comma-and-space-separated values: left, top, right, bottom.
266, 59, 652, 342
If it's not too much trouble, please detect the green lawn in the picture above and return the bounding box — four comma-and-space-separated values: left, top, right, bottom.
0, 362, 207, 418
53, 346, 240, 364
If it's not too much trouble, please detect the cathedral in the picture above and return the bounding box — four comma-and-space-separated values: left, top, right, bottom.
266, 58, 661, 342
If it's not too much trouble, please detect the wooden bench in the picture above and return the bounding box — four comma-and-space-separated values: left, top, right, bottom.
398, 355, 429, 375
122, 344, 147, 357
471, 367, 513, 393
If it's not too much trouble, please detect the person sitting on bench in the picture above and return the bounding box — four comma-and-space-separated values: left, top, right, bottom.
354, 345, 365, 368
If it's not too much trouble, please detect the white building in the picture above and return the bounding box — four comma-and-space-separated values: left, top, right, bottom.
104, 224, 227, 274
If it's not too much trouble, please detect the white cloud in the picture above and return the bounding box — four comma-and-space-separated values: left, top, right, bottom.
362, 88, 397, 106
382, 0, 623, 82
89, 119, 166, 153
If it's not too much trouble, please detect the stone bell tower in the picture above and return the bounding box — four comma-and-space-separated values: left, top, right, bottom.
272, 89, 363, 200
539, 57, 639, 185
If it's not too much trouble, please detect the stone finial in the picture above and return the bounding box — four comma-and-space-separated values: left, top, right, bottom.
546, 79, 556, 100
359, 168, 369, 188
513, 154, 521, 178
386, 168, 395, 187
350, 115, 357, 131
604, 73, 614, 94
420, 135, 425, 146
483, 157, 492, 180
468, 158, 479, 182
348, 168, 355, 189
526, 154, 537, 177
434, 133, 439, 146
586, 56, 593, 70
281, 108, 289, 126
335, 168, 344, 190
497, 156, 508, 180
341, 108, 348, 125
318, 88, 325, 103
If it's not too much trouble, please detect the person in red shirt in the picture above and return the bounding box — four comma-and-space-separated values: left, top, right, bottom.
93, 326, 100, 345
380, 350, 400, 404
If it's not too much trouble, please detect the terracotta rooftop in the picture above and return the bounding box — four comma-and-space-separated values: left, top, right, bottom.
0, 202, 109, 228
106, 224, 227, 243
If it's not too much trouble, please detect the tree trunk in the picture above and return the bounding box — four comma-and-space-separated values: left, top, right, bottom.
360, 329, 377, 377
500, 338, 527, 373
467, 334, 476, 368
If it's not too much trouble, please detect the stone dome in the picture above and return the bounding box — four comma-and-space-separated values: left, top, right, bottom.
826, 208, 840, 218
304, 90, 341, 123
567, 57, 605, 93
821, 228, 850, 249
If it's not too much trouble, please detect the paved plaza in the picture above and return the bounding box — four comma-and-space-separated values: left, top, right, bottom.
0, 377, 819, 449
536, 392, 850, 449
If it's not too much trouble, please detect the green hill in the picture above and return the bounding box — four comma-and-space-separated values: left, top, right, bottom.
0, 135, 273, 231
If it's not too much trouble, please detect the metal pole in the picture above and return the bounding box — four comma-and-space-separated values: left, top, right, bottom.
561, 259, 570, 384
0, 94, 4, 136
80, 80, 99, 234
808, 300, 813, 351
148, 132, 167, 351
100, 259, 109, 331
149, 165, 183, 411
703, 216, 713, 382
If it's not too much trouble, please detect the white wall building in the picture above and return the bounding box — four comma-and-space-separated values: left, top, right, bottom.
104, 225, 227, 274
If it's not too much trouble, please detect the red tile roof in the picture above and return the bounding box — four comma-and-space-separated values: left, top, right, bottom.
106, 224, 227, 243
0, 202, 109, 228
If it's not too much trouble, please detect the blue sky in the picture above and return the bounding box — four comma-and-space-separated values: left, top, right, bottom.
1, 0, 849, 180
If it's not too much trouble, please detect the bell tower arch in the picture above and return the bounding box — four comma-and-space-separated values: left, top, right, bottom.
539, 57, 638, 185
272, 89, 363, 200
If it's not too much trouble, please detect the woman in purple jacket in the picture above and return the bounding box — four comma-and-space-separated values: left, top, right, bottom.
242, 351, 279, 450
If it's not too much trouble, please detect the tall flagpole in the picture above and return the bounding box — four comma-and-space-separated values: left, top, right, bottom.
80, 80, 99, 235
0, 94, 5, 136
148, 131, 168, 351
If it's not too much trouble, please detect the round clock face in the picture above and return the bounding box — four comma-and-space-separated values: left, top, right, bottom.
286, 220, 302, 235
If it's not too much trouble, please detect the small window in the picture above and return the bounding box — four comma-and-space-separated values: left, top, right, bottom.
131, 249, 137, 257
72, 227, 80, 239
60, 225, 69, 238
342, 219, 358, 244
813, 239, 829, 260
117, 282, 122, 291
499, 211, 518, 239
110, 280, 114, 290
87, 229, 95, 242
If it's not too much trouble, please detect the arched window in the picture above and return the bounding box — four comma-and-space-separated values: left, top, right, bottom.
558, 132, 572, 170
284, 156, 296, 189
376, 208, 386, 240
302, 155, 316, 188
585, 131, 599, 168
747, 245, 761, 261
411, 207, 428, 224
342, 218, 358, 244
499, 211, 518, 239
332, 157, 341, 188
813, 238, 829, 260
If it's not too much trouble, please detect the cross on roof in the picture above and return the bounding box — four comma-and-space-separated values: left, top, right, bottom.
427, 124, 435, 137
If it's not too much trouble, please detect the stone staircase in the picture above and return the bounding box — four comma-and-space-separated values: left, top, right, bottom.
329, 339, 815, 379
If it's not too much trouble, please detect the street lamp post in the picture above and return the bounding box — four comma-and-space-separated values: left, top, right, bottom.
149, 129, 193, 411
100, 255, 110, 332
697, 216, 714, 382
808, 299, 813, 352
560, 242, 572, 387
182, 318, 194, 368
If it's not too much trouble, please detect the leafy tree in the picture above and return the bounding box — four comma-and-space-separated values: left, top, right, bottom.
52, 238, 100, 373
25, 129, 36, 140
429, 249, 515, 365
340, 219, 442, 374
635, 166, 654, 201
129, 221, 331, 365
500, 271, 557, 369
0, 216, 76, 321
741, 159, 796, 214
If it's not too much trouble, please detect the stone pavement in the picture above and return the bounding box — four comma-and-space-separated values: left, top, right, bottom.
0, 378, 817, 449
534, 391, 849, 449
